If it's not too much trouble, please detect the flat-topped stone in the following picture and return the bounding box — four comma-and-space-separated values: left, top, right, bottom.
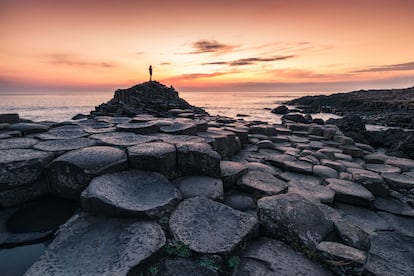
244, 162, 280, 175
220, 161, 248, 188
347, 168, 388, 196
116, 121, 159, 134
374, 197, 414, 217
313, 165, 339, 179
173, 176, 223, 200
385, 157, 414, 172
364, 153, 390, 164
160, 122, 197, 135
0, 149, 54, 187
326, 178, 374, 207
95, 116, 132, 124
176, 142, 221, 178
0, 138, 39, 149
279, 171, 322, 185
8, 123, 49, 135
169, 197, 258, 254
320, 159, 346, 172
224, 191, 256, 211
234, 238, 333, 276
258, 193, 334, 249
128, 142, 176, 176
366, 163, 401, 174
81, 170, 180, 218
377, 211, 414, 238
0, 113, 19, 124
288, 181, 335, 204
25, 213, 165, 276
33, 137, 97, 152
382, 172, 414, 190
47, 146, 128, 200
90, 132, 157, 146
237, 170, 288, 195
282, 159, 313, 175
35, 125, 88, 140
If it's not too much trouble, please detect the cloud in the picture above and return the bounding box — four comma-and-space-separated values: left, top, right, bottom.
189, 40, 238, 54
353, 61, 414, 73
159, 62, 171, 65
44, 54, 116, 68
202, 55, 295, 66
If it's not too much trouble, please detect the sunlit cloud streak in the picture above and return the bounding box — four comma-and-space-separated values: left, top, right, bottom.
353, 62, 414, 73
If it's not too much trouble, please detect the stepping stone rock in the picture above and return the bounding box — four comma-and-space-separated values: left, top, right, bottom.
364, 232, 414, 276
128, 142, 176, 176
173, 176, 223, 200
224, 191, 256, 211
374, 197, 414, 217
169, 197, 258, 254
220, 161, 248, 188
81, 170, 180, 218
176, 142, 221, 178
47, 146, 128, 200
33, 137, 97, 152
160, 122, 197, 135
8, 123, 49, 135
116, 122, 159, 134
313, 165, 339, 178
156, 258, 218, 276
245, 162, 280, 175
25, 213, 165, 276
385, 157, 414, 172
96, 116, 131, 124
258, 193, 334, 249
282, 159, 313, 175
90, 132, 157, 147
36, 125, 88, 140
377, 211, 414, 238
364, 153, 389, 164
366, 163, 401, 174
340, 144, 364, 158
321, 159, 346, 172
0, 138, 39, 149
347, 168, 388, 196
288, 181, 335, 204
279, 171, 322, 185
237, 171, 288, 195
234, 238, 333, 276
326, 178, 374, 207
382, 172, 414, 190
0, 149, 54, 187
316, 241, 367, 275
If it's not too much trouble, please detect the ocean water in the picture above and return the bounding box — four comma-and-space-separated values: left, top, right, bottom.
0, 91, 338, 123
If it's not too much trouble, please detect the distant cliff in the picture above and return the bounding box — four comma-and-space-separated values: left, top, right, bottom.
92, 81, 207, 117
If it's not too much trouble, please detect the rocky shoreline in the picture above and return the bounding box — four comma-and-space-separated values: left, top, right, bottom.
1, 82, 413, 275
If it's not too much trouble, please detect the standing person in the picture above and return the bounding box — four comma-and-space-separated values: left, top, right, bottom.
149, 65, 153, 81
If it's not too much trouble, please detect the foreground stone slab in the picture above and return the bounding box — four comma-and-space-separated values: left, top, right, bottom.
25, 213, 166, 276
237, 170, 288, 196
169, 197, 258, 254
377, 211, 414, 238
385, 157, 414, 172
8, 123, 49, 135
382, 172, 414, 190
160, 122, 197, 135
365, 232, 414, 276
36, 125, 88, 140
47, 146, 128, 200
258, 193, 334, 249
0, 149, 54, 187
82, 170, 181, 218
90, 132, 157, 147
234, 238, 333, 276
173, 176, 223, 200
347, 168, 388, 196
282, 160, 313, 175
0, 138, 39, 149
33, 137, 97, 152
176, 142, 221, 178
220, 161, 248, 188
316, 241, 367, 275
325, 178, 374, 207
288, 181, 335, 204
374, 197, 414, 217
224, 191, 256, 211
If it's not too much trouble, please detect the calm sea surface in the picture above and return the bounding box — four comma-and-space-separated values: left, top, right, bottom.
0, 91, 338, 123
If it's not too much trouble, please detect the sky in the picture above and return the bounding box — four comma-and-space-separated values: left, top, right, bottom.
1, 0, 414, 93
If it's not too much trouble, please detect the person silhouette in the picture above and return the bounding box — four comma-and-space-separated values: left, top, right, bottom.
149, 65, 153, 81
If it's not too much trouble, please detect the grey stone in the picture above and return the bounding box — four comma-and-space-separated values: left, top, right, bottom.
224, 191, 256, 211
333, 152, 353, 162
340, 144, 364, 158
366, 163, 401, 174
385, 157, 414, 172
348, 168, 389, 196
326, 178, 374, 207
176, 142, 221, 178
47, 146, 128, 200
288, 181, 335, 204
8, 123, 49, 135
248, 125, 277, 136
364, 232, 414, 276
237, 170, 288, 195
313, 165, 339, 179
25, 213, 165, 276
116, 121, 159, 134
234, 238, 333, 276
35, 125, 88, 140
220, 161, 248, 188
0, 149, 54, 187
316, 241, 367, 275
173, 176, 223, 200
282, 160, 313, 175
320, 159, 346, 172
90, 132, 157, 146
156, 258, 218, 276
128, 142, 176, 176
0, 138, 39, 149
382, 172, 414, 190
337, 159, 364, 169
265, 153, 296, 168
169, 197, 258, 254
258, 193, 334, 249
96, 116, 132, 124
0, 113, 19, 124
0, 180, 48, 208
81, 170, 180, 218
374, 197, 414, 217
33, 137, 97, 152
377, 211, 414, 238
364, 153, 390, 164
279, 171, 322, 185
160, 122, 197, 135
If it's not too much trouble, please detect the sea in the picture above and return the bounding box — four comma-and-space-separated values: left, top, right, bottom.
0, 91, 339, 123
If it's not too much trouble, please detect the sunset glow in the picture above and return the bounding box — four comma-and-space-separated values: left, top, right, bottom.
1, 0, 414, 93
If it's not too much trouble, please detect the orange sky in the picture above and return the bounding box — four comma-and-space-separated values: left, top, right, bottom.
1, 0, 414, 93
